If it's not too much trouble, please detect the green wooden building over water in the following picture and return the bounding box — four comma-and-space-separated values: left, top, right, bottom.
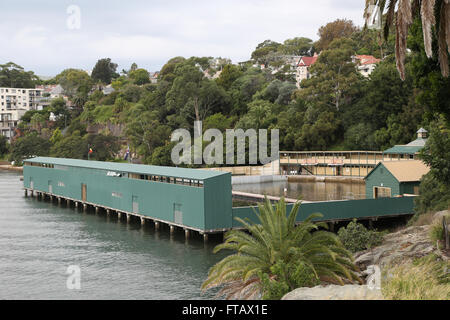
364, 160, 429, 199
23, 157, 232, 233
23, 157, 419, 237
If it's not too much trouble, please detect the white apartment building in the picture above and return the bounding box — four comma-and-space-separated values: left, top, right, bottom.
0, 87, 43, 140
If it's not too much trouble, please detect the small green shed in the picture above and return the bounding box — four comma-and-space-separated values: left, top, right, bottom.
364, 160, 429, 199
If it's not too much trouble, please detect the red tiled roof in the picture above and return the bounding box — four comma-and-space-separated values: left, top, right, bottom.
298, 55, 318, 67
355, 55, 381, 65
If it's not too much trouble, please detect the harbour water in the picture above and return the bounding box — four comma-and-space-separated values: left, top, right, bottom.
233, 180, 366, 202
0, 171, 365, 299
0, 171, 225, 299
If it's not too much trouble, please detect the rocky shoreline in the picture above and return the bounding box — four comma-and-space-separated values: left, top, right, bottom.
0, 164, 23, 172
283, 212, 449, 300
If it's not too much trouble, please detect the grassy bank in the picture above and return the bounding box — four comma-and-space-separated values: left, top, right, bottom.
382, 254, 449, 300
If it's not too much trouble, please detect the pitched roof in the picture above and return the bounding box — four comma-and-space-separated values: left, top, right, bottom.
381, 160, 430, 182
354, 55, 381, 65
383, 145, 424, 154
298, 56, 318, 67
24, 157, 229, 181
405, 138, 427, 147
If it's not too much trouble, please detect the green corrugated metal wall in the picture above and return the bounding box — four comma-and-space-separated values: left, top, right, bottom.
24, 164, 231, 231
400, 182, 419, 195
231, 196, 415, 228
204, 174, 232, 230
365, 163, 400, 198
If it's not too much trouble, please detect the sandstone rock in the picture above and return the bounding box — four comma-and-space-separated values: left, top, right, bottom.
433, 210, 450, 223
282, 284, 383, 300
354, 225, 435, 270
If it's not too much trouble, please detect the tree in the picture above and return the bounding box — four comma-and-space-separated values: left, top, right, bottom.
201, 197, 360, 300
159, 56, 186, 83
260, 80, 296, 105
315, 19, 359, 52
0, 62, 39, 88
55, 69, 92, 97
344, 57, 413, 133
216, 64, 243, 90
251, 40, 281, 64
297, 38, 362, 112
0, 135, 9, 157
166, 62, 231, 126
9, 133, 51, 164
129, 68, 150, 85
91, 58, 119, 84
280, 37, 314, 56
50, 130, 87, 159
419, 117, 450, 186
86, 134, 120, 161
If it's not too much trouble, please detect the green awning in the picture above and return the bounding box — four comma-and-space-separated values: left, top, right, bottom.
383, 145, 423, 155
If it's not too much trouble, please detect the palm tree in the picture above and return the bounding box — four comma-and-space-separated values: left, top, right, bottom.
364, 0, 450, 79
201, 197, 360, 300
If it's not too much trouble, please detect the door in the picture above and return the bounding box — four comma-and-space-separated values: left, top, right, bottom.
81, 184, 87, 202
174, 203, 183, 224
48, 180, 52, 194
30, 178, 34, 190
373, 186, 391, 198
132, 195, 139, 214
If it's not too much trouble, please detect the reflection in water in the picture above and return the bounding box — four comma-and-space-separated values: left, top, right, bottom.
233, 181, 366, 201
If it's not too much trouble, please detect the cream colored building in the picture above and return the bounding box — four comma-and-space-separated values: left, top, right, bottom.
0, 87, 43, 140
352, 55, 381, 77
295, 54, 318, 88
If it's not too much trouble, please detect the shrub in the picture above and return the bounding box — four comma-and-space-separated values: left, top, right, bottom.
337, 219, 384, 253
260, 260, 320, 300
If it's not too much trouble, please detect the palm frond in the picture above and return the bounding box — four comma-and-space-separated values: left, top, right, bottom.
396, 0, 413, 80
422, 0, 437, 58
438, 0, 449, 77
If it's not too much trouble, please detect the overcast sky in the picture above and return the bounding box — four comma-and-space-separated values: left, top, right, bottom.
0, 0, 366, 77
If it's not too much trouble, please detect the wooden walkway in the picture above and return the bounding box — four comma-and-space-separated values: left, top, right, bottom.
232, 190, 308, 204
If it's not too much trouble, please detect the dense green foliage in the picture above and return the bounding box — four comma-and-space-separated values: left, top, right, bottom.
0, 62, 40, 88
0, 135, 9, 157
201, 198, 360, 299
91, 58, 119, 85
337, 220, 385, 253
4, 18, 429, 165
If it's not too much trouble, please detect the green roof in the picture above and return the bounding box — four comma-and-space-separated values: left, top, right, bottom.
24, 157, 229, 181
383, 145, 423, 155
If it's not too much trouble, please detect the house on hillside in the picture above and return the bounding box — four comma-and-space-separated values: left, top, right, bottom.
352, 55, 381, 77
365, 160, 429, 199
295, 53, 318, 88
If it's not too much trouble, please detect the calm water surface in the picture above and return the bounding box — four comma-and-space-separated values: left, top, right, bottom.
0, 171, 226, 300
0, 171, 366, 299
233, 180, 366, 201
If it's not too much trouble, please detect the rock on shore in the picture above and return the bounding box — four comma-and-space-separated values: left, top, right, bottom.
282, 223, 442, 300
282, 284, 383, 300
